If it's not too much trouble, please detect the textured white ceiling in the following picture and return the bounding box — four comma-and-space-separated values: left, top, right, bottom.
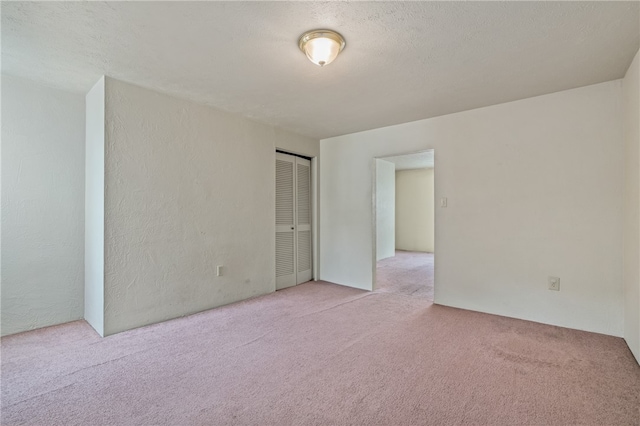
382, 151, 434, 171
2, 2, 638, 139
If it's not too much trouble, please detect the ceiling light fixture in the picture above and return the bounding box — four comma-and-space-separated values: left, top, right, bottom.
298, 29, 346, 67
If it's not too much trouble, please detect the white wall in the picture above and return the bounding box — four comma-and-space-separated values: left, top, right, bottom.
1, 75, 85, 336
396, 168, 434, 253
102, 77, 318, 336
623, 49, 640, 363
84, 77, 105, 336
375, 159, 395, 261
320, 81, 624, 337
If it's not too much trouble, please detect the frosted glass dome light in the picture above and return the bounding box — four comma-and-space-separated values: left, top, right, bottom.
298, 30, 346, 67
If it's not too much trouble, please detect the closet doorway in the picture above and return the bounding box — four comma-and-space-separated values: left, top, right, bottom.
275, 152, 313, 290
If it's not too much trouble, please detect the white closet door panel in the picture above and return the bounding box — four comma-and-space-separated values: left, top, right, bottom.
295, 158, 312, 284
276, 233, 295, 288
276, 157, 294, 226
297, 162, 311, 225
276, 153, 296, 289
297, 230, 312, 283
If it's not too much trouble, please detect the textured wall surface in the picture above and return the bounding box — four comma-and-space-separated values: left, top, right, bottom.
623, 49, 640, 363
375, 159, 395, 261
321, 81, 624, 337
1, 75, 85, 336
396, 168, 435, 253
103, 78, 318, 336
84, 77, 105, 336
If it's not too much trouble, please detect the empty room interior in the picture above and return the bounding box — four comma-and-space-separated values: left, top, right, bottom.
1, 2, 640, 425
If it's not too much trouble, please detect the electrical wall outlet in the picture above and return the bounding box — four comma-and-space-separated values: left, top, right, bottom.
548, 276, 560, 291
440, 197, 447, 208
216, 265, 223, 277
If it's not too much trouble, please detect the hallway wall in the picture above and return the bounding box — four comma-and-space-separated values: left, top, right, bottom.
395, 168, 434, 252
376, 159, 395, 260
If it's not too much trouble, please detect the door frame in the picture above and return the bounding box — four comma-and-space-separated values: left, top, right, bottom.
275, 149, 318, 287
371, 149, 436, 291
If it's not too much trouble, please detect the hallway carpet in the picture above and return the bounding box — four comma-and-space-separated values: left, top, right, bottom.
376, 250, 434, 300
2, 259, 639, 425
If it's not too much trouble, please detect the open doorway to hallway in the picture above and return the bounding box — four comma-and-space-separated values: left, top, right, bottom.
374, 150, 434, 301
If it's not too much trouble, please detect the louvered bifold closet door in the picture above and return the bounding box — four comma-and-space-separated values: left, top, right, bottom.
295, 158, 312, 284
276, 153, 296, 289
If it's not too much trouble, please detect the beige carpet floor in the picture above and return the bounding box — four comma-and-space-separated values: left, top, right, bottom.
376, 250, 434, 300
2, 251, 639, 425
